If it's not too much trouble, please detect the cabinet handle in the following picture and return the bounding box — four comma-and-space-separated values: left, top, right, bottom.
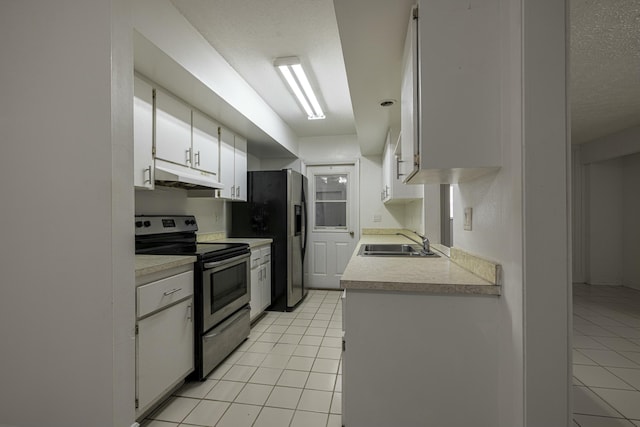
163, 288, 182, 296
231, 185, 235, 198
236, 186, 240, 198
187, 304, 192, 321
195, 151, 201, 166
396, 157, 405, 180
144, 166, 152, 184
186, 148, 192, 164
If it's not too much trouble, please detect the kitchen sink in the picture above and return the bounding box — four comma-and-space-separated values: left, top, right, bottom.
357, 243, 439, 258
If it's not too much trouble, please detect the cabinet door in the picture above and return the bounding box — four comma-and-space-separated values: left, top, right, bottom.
262, 262, 271, 311
260, 246, 271, 311
400, 8, 419, 181
192, 111, 219, 176
218, 127, 235, 199
233, 135, 247, 201
381, 136, 392, 202
250, 266, 261, 321
155, 89, 192, 167
137, 298, 193, 414
133, 76, 154, 189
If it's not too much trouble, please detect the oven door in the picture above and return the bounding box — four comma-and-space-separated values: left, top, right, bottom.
202, 252, 250, 331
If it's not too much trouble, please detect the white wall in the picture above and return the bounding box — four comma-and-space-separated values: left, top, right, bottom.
623, 153, 640, 290
259, 157, 304, 173
136, 189, 228, 234
451, 0, 569, 425
0, 1, 135, 426
247, 152, 262, 171
298, 135, 361, 162
574, 133, 640, 289
405, 199, 425, 235
587, 158, 624, 285
423, 184, 441, 242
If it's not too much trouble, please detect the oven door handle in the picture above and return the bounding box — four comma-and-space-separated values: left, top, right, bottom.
203, 252, 250, 269
203, 306, 250, 340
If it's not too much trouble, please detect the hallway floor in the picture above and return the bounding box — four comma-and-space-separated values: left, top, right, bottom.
143, 290, 342, 427
573, 284, 640, 426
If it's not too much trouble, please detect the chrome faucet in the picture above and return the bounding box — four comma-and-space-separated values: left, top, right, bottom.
395, 232, 432, 254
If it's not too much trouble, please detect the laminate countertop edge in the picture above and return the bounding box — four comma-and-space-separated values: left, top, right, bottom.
340, 235, 501, 296
135, 255, 197, 277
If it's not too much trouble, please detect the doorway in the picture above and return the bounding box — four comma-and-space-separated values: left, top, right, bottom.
305, 163, 360, 289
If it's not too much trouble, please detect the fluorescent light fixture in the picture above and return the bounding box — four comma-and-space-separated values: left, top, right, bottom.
275, 57, 325, 120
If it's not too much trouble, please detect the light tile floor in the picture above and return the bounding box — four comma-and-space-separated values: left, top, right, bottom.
573, 284, 640, 427
145, 284, 640, 426
144, 289, 343, 427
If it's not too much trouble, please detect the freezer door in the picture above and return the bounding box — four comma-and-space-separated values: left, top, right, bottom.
288, 170, 303, 308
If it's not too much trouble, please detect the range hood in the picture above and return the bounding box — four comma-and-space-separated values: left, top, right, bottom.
154, 159, 224, 191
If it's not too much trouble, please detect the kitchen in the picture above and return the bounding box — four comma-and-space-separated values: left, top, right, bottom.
2, 0, 637, 426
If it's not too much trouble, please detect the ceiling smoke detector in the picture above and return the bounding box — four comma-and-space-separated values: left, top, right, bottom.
379, 99, 396, 107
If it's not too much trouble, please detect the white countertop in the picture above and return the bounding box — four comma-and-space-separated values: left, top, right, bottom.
340, 235, 500, 296
135, 255, 197, 277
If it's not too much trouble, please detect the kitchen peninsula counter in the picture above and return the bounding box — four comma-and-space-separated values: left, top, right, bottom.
341, 234, 500, 296
135, 255, 197, 277
342, 233, 501, 427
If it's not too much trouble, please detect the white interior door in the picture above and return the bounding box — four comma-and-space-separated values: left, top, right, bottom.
306, 164, 359, 289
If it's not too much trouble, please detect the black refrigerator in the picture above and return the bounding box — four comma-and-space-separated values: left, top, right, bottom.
231, 169, 308, 311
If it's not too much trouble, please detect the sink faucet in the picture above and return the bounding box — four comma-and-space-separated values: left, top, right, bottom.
395, 232, 431, 254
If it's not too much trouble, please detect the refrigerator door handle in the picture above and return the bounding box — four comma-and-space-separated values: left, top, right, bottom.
301, 185, 308, 259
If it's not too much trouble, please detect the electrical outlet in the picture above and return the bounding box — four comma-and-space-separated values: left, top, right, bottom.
464, 207, 473, 231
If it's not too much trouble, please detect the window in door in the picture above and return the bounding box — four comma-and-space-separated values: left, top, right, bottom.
314, 174, 348, 229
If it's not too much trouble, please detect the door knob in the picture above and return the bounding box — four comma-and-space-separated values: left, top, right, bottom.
349, 231, 354, 237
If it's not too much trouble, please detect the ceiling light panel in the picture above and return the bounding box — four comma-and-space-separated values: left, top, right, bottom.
275, 57, 325, 120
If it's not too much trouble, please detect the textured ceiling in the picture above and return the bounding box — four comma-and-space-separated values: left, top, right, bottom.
570, 0, 640, 144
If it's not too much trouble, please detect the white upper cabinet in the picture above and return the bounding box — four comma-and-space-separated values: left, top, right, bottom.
134, 76, 154, 190
382, 130, 422, 203
219, 127, 247, 201
155, 88, 192, 167
233, 136, 247, 201
402, 1, 501, 184
191, 110, 219, 176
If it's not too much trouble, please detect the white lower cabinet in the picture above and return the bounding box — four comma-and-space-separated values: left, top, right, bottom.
249, 243, 272, 321
136, 266, 194, 418
260, 245, 271, 312
343, 289, 499, 427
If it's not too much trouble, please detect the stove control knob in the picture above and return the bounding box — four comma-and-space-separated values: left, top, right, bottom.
143, 221, 151, 227
135, 221, 143, 228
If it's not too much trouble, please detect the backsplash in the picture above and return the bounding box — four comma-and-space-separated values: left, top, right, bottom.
135, 187, 228, 234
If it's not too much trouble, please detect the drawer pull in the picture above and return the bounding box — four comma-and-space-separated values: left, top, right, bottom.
163, 288, 182, 296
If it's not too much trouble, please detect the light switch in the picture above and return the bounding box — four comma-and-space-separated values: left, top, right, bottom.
464, 207, 472, 231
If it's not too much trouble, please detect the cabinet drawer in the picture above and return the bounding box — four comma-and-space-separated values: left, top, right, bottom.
137, 270, 194, 318
260, 246, 271, 263
250, 249, 262, 269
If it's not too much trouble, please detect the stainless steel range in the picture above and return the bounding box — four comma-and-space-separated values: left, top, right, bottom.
135, 215, 250, 380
